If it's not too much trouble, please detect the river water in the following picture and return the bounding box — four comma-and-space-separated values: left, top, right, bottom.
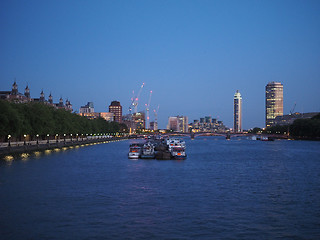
1, 137, 320, 239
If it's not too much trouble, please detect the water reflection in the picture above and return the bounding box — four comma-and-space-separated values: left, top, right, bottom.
21, 153, 30, 161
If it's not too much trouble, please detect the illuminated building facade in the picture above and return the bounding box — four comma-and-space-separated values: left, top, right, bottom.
233, 90, 242, 132
266, 82, 283, 127
167, 116, 188, 132
167, 117, 179, 131
109, 101, 122, 123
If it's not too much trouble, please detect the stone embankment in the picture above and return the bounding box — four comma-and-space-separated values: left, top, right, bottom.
0, 137, 127, 158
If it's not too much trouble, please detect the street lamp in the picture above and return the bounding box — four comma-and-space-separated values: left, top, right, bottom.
8, 134, 11, 147
76, 133, 78, 142
24, 134, 27, 145
70, 134, 73, 142
36, 134, 39, 145
47, 134, 49, 144
56, 134, 59, 143
64, 133, 66, 143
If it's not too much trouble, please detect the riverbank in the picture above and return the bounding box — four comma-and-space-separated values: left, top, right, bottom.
0, 137, 128, 159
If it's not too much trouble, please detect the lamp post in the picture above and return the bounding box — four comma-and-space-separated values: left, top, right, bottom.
36, 134, 39, 145
8, 135, 11, 147
70, 134, 73, 142
56, 134, 59, 143
81, 134, 84, 141
64, 134, 66, 143
76, 133, 78, 142
47, 134, 50, 144
24, 134, 27, 145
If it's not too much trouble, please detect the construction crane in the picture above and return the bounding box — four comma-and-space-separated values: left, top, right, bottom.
129, 83, 145, 114
290, 103, 296, 115
145, 91, 152, 129
153, 105, 160, 130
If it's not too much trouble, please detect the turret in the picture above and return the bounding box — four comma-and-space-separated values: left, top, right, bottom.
65, 99, 73, 112
40, 90, 45, 102
58, 97, 64, 107
48, 92, 53, 104
11, 81, 18, 95
24, 85, 30, 99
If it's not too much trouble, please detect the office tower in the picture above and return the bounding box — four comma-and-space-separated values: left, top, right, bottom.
265, 82, 283, 128
177, 116, 189, 133
109, 101, 122, 123
234, 90, 242, 132
167, 117, 179, 131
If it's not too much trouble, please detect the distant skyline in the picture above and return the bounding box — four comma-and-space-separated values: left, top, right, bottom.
1, 0, 320, 129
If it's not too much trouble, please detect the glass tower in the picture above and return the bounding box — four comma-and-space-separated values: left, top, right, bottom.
265, 82, 283, 128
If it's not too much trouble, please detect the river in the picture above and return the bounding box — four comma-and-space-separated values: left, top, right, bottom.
1, 137, 320, 239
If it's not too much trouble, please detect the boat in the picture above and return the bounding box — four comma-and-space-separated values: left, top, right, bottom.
140, 142, 155, 159
170, 146, 187, 160
261, 136, 275, 141
128, 144, 142, 159
167, 138, 186, 151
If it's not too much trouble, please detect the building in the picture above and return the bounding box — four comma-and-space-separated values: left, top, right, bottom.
149, 121, 158, 131
79, 112, 100, 119
80, 102, 94, 114
167, 117, 179, 131
266, 82, 283, 128
132, 112, 145, 130
167, 116, 188, 132
177, 115, 189, 133
109, 101, 122, 123
0, 81, 29, 102
274, 112, 320, 126
100, 112, 114, 122
79, 112, 114, 121
233, 90, 242, 132
189, 116, 227, 133
1, 81, 73, 112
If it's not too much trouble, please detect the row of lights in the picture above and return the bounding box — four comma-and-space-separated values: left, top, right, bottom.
7, 132, 129, 146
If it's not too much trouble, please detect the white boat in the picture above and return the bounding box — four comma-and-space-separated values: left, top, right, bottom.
167, 138, 186, 151
171, 146, 187, 159
140, 142, 155, 159
128, 144, 142, 159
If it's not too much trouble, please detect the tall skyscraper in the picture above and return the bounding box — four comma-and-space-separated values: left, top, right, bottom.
234, 90, 242, 132
265, 82, 283, 128
109, 101, 122, 123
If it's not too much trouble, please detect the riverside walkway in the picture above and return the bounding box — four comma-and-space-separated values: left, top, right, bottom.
0, 136, 127, 158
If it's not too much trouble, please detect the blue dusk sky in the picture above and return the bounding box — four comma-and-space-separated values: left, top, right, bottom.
1, 0, 320, 129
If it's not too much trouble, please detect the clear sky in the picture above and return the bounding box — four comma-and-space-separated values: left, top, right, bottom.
1, 0, 320, 129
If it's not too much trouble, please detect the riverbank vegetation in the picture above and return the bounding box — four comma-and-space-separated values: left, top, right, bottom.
263, 113, 320, 140
0, 100, 128, 140
289, 113, 320, 140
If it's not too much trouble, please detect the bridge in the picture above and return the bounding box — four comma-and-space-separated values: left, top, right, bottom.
166, 132, 289, 139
